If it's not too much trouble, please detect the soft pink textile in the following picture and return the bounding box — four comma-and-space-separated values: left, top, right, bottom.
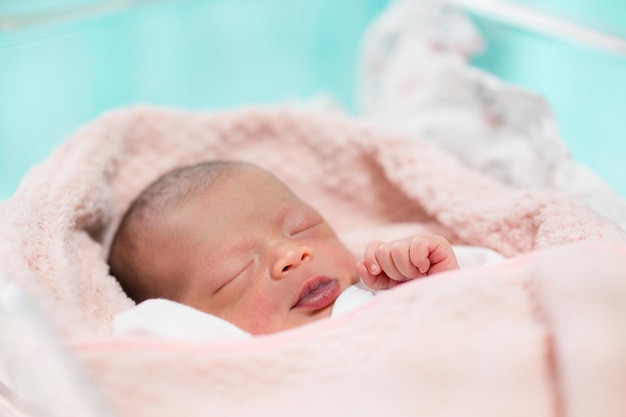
75, 243, 626, 417
1, 106, 625, 416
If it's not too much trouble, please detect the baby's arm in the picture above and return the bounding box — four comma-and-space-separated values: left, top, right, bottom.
356, 234, 459, 290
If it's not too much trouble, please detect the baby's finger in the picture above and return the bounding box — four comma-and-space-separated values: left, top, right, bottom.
408, 237, 432, 274
389, 240, 424, 279
421, 236, 460, 274
362, 241, 384, 275
375, 243, 406, 282
357, 259, 399, 290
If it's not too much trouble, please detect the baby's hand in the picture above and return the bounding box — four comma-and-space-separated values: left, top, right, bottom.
356, 234, 459, 290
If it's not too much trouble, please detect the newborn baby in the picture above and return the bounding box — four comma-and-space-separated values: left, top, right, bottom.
109, 160, 460, 337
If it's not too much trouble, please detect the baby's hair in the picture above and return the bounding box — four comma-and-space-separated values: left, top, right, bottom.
108, 159, 246, 302
126, 160, 242, 222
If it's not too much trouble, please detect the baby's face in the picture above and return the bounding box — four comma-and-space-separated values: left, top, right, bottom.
155, 165, 358, 334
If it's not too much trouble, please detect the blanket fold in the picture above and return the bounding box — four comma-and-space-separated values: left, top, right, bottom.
73, 242, 626, 417
1, 105, 625, 417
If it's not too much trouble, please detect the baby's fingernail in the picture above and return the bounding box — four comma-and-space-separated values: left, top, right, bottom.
370, 263, 380, 274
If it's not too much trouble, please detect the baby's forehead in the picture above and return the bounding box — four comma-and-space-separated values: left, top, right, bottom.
215, 165, 294, 195
175, 165, 287, 205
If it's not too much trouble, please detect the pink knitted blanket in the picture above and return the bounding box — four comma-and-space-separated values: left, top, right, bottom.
1, 106, 625, 417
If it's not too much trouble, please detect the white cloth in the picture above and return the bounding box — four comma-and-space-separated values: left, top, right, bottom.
331, 283, 376, 317
113, 285, 376, 341
358, 0, 626, 228
113, 299, 251, 341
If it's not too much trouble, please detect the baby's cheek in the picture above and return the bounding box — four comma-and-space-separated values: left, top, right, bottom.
215, 295, 267, 332
334, 249, 359, 284
226, 308, 279, 335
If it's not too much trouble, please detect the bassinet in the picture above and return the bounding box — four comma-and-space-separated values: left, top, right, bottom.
1, 1, 626, 417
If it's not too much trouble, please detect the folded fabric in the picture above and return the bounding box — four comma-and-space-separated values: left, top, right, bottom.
74, 242, 626, 417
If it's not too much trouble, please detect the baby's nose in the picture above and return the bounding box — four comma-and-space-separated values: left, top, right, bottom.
270, 243, 312, 279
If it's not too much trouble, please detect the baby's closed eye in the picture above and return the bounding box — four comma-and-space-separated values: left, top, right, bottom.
212, 259, 254, 295
285, 210, 325, 237
291, 219, 325, 237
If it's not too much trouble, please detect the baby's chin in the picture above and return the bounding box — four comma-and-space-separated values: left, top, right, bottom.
244, 304, 336, 336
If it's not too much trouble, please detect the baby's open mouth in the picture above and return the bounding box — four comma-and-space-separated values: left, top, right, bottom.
293, 277, 341, 311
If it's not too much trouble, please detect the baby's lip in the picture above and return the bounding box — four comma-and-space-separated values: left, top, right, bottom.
292, 276, 341, 311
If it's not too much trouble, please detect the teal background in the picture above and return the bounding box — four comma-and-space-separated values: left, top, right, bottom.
0, 0, 390, 200
470, 0, 626, 199
1, 0, 625, 201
